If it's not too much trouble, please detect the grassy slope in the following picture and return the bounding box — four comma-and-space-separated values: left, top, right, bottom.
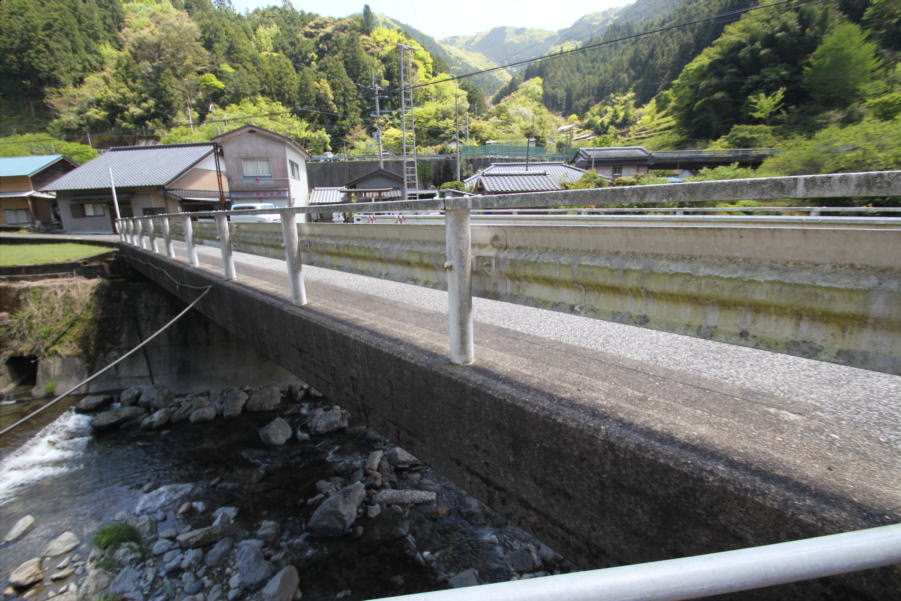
0, 243, 111, 266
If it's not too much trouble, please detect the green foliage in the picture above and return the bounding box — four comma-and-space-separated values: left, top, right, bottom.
613, 177, 638, 186
93, 523, 141, 551
0, 243, 111, 266
44, 380, 57, 396
440, 180, 465, 191
863, 0, 901, 51
709, 124, 778, 149
687, 163, 761, 181
867, 93, 901, 121
747, 87, 785, 124
0, 134, 97, 164
802, 22, 881, 110
760, 117, 901, 175
362, 5, 374, 35
562, 171, 610, 190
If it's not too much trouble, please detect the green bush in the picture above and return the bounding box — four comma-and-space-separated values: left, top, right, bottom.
613, 177, 638, 186
439, 180, 465, 191
867, 93, 901, 121
93, 523, 141, 551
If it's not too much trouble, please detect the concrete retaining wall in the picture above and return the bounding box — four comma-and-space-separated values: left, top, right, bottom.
177, 221, 901, 374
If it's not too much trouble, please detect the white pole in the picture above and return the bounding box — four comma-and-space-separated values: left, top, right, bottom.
135, 219, 145, 249
368, 524, 901, 601
108, 167, 122, 236
183, 215, 199, 267
147, 217, 158, 253
445, 208, 473, 364
161, 216, 175, 258
215, 214, 236, 280
280, 211, 307, 305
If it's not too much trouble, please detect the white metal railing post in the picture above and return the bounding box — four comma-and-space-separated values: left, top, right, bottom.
445, 208, 474, 365
116, 219, 125, 243
280, 210, 307, 305
215, 214, 236, 280
161, 216, 175, 258
135, 219, 145, 249
183, 215, 199, 267
124, 219, 132, 245
147, 217, 158, 253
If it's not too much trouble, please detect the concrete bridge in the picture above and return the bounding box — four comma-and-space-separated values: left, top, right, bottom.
110, 172, 899, 599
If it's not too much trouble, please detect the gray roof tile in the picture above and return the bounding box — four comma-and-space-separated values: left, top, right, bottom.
42, 144, 215, 191
465, 162, 586, 193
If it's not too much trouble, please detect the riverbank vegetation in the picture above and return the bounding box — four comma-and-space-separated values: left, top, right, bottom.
0, 243, 113, 267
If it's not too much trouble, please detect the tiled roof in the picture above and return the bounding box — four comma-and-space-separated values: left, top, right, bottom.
0, 154, 66, 177
465, 162, 586, 193
309, 187, 345, 205
42, 144, 215, 191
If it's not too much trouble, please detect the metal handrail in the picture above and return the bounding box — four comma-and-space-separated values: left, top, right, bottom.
366, 523, 901, 601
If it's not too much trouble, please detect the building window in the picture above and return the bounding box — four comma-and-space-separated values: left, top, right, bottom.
289, 160, 301, 180
4, 208, 31, 224
84, 202, 106, 216
612, 165, 623, 178
242, 158, 272, 178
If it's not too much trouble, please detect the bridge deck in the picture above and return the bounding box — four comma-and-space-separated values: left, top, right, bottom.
112, 237, 900, 597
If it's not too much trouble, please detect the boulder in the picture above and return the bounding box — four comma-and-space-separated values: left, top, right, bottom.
220, 389, 248, 419
120, 386, 144, 406
261, 566, 299, 601
245, 386, 282, 412
43, 531, 79, 557
308, 482, 366, 537
259, 418, 292, 446
386, 446, 422, 468
233, 540, 272, 590
78, 567, 113, 600
138, 386, 172, 410
176, 525, 226, 549
3, 514, 35, 543
373, 490, 436, 506
135, 483, 195, 514
9, 558, 43, 589
189, 406, 217, 424
90, 406, 147, 433
108, 566, 142, 598
308, 407, 349, 435
212, 506, 238, 527
74, 394, 113, 414
448, 568, 480, 588
141, 408, 170, 430
204, 537, 233, 567
256, 520, 280, 543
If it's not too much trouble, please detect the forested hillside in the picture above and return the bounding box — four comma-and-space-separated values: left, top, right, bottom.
0, 0, 897, 181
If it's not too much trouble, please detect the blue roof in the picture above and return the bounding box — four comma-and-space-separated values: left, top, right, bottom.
0, 155, 66, 177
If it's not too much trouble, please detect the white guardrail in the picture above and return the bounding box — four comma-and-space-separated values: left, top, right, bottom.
116, 172, 901, 599
118, 171, 901, 366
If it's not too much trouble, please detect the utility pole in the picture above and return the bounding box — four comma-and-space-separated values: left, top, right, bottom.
454, 93, 461, 182
370, 69, 384, 169
398, 43, 419, 199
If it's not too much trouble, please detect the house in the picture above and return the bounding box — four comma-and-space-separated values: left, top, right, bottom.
213, 125, 310, 209
464, 162, 587, 194
342, 168, 404, 201
43, 143, 228, 234
0, 154, 77, 229
571, 147, 653, 179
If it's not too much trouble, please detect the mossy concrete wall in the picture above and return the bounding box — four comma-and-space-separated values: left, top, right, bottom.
177, 221, 901, 374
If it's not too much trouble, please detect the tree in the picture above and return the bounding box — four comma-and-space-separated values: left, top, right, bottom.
747, 87, 785, 124
802, 23, 882, 110
362, 5, 374, 35
0, 133, 98, 164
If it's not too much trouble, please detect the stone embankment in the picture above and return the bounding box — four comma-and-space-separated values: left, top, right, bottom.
3, 383, 569, 601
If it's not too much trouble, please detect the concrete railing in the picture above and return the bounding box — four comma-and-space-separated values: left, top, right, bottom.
117, 171, 901, 372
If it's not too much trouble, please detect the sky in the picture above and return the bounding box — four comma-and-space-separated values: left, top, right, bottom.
229, 0, 634, 40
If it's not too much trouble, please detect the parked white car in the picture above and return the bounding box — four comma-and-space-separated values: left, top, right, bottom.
230, 202, 281, 223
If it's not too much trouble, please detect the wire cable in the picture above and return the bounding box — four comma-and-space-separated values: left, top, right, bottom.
0, 285, 212, 437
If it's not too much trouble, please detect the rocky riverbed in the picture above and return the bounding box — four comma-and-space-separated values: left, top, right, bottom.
3, 384, 571, 601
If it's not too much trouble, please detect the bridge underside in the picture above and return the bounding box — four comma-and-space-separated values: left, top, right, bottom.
120, 244, 899, 599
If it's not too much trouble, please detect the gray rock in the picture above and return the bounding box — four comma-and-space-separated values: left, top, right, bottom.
113, 541, 144, 566
308, 407, 349, 435
141, 408, 171, 430
256, 521, 280, 543
3, 514, 35, 543
43, 531, 79, 557
136, 484, 195, 514
74, 394, 113, 413
233, 541, 272, 590
448, 568, 479, 588
207, 583, 223, 601
79, 568, 114, 600
260, 566, 299, 601
152, 539, 175, 556
177, 525, 226, 549
373, 490, 436, 506
365, 504, 382, 519
109, 566, 143, 599
212, 507, 238, 527
120, 387, 144, 406
245, 386, 282, 412
204, 537, 233, 567
90, 406, 147, 433
365, 450, 384, 472
386, 446, 421, 468
9, 557, 43, 588
183, 572, 203, 595
259, 418, 292, 446
51, 567, 75, 581
162, 549, 181, 563
219, 389, 248, 419
189, 406, 217, 424
506, 547, 538, 572
308, 482, 366, 537
181, 548, 204, 570
138, 386, 172, 410
295, 430, 310, 442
